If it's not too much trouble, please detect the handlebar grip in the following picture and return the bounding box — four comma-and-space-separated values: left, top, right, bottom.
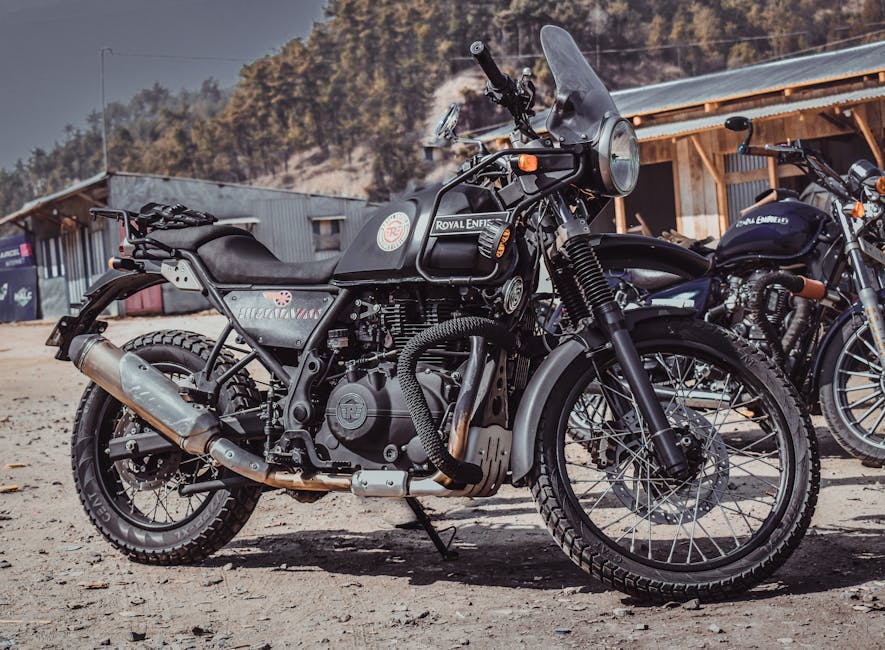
470, 41, 507, 89
742, 144, 782, 158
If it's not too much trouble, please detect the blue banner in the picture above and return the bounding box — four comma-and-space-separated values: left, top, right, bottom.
0, 267, 38, 322
0, 234, 35, 269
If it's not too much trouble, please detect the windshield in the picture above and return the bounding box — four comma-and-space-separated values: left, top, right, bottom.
541, 25, 618, 144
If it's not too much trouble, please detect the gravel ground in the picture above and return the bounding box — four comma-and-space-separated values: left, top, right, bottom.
0, 314, 883, 649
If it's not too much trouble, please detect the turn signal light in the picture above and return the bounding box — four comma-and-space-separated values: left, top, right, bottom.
877, 176, 885, 194
852, 201, 865, 218
496, 228, 511, 258
517, 154, 539, 173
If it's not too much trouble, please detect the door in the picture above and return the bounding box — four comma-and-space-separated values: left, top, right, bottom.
117, 221, 164, 315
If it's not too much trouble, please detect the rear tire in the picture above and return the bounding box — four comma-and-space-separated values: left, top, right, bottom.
528, 318, 818, 600
71, 330, 262, 565
819, 317, 885, 465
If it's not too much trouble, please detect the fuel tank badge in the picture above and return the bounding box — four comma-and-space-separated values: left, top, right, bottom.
376, 211, 410, 252
263, 290, 293, 306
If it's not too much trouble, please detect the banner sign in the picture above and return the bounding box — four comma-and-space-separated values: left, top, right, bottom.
0, 267, 38, 322
0, 234, 35, 269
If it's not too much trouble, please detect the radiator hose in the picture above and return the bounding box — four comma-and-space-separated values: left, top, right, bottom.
397, 317, 516, 485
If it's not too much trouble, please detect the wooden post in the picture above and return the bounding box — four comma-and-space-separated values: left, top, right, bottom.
671, 160, 683, 234
689, 134, 729, 236
854, 106, 884, 169
614, 197, 627, 233
767, 157, 779, 189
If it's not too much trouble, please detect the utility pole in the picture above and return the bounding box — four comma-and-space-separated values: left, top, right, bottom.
99, 47, 112, 172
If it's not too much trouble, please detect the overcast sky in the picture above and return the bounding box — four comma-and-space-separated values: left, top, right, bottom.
0, 0, 326, 169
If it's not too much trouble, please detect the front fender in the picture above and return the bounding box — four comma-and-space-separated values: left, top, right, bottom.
510, 305, 694, 484
809, 291, 885, 395
46, 264, 166, 360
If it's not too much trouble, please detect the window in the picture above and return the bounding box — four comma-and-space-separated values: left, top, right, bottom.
42, 236, 64, 279
311, 218, 342, 252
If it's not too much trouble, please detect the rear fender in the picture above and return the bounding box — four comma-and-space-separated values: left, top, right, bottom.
46, 265, 166, 361
510, 305, 694, 484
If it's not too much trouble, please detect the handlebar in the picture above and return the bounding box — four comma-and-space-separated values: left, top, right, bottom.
470, 41, 508, 90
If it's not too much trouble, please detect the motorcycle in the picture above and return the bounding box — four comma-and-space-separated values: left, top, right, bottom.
600, 115, 885, 465
48, 26, 817, 600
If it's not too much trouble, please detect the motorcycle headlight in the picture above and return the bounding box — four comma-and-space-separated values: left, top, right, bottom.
598, 118, 639, 196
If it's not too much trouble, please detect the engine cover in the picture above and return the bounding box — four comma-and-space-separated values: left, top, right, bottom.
317, 363, 448, 469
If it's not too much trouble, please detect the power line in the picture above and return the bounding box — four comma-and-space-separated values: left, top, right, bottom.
739, 28, 885, 66
450, 31, 810, 60
109, 51, 253, 63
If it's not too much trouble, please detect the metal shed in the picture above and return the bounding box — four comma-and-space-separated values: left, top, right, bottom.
0, 172, 372, 321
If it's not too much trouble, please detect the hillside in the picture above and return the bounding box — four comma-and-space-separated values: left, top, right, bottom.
2, 0, 883, 218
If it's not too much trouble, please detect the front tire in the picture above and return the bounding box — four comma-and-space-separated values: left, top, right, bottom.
819, 317, 885, 465
528, 318, 818, 600
71, 330, 262, 565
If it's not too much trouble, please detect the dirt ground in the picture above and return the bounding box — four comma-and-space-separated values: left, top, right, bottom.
0, 314, 883, 649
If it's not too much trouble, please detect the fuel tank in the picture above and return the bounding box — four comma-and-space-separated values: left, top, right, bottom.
715, 199, 827, 269
332, 183, 513, 284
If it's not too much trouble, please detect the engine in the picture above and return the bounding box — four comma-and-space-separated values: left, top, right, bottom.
313, 362, 453, 471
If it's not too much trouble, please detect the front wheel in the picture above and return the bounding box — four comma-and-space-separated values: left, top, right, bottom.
528, 317, 819, 600
819, 317, 885, 465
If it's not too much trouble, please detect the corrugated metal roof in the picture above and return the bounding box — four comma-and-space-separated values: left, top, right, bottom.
478, 39, 885, 140
0, 171, 110, 227
636, 85, 885, 141
0, 170, 371, 227
614, 39, 885, 116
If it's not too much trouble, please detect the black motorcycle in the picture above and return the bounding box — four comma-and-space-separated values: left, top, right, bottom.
47, 27, 817, 600
601, 116, 885, 465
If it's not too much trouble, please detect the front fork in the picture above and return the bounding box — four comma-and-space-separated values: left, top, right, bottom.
836, 207, 885, 366
551, 197, 689, 477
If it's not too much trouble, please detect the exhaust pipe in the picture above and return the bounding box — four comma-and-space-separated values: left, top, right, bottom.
69, 334, 351, 493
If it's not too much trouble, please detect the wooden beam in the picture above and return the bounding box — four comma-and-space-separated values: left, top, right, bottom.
767, 157, 779, 189
75, 191, 104, 208
614, 197, 627, 233
671, 160, 683, 234
689, 134, 728, 235
853, 106, 884, 169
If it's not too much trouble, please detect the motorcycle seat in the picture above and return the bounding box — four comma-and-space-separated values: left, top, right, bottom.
150, 225, 339, 285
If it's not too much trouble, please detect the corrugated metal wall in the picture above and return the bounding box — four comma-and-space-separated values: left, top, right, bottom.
725, 153, 768, 223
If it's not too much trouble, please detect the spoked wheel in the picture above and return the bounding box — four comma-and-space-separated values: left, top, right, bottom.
529, 317, 819, 600
820, 319, 885, 465
72, 330, 262, 564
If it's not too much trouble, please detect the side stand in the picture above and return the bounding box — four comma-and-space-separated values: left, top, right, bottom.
404, 497, 458, 561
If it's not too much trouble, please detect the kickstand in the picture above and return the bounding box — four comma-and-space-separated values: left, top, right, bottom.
404, 497, 458, 561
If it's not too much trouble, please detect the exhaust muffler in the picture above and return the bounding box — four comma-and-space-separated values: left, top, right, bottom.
68, 334, 351, 493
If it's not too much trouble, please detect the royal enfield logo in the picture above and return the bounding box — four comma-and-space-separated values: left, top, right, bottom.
430, 212, 508, 237
13, 287, 32, 307
263, 290, 292, 307
336, 392, 368, 430
376, 211, 410, 252
734, 214, 789, 228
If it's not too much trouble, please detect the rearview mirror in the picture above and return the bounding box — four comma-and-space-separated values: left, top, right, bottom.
434, 103, 461, 141
725, 116, 751, 132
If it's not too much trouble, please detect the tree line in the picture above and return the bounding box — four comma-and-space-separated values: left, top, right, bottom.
1, 0, 881, 218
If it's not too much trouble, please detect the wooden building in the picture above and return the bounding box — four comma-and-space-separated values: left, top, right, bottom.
482, 39, 885, 239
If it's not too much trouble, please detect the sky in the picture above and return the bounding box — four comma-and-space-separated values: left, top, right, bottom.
0, 0, 327, 169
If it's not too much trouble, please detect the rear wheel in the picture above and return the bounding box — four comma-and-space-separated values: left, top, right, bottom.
528, 317, 818, 600
819, 317, 885, 465
71, 330, 262, 565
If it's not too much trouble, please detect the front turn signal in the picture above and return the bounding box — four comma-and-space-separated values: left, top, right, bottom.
852, 201, 865, 218
517, 154, 539, 173
877, 176, 885, 194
